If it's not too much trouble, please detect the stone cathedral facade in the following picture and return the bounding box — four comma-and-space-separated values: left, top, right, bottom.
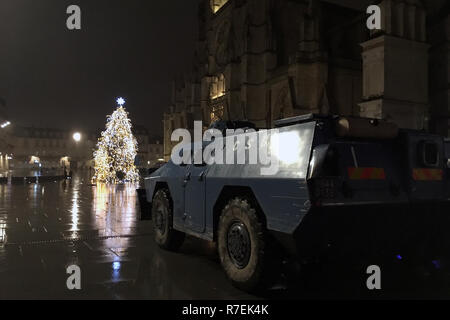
163, 0, 449, 159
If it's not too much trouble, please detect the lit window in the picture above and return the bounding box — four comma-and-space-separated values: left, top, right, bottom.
211, 105, 224, 122
210, 0, 229, 14
0, 222, 5, 244
210, 74, 226, 100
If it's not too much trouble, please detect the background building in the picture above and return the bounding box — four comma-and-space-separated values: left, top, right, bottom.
164, 75, 202, 160
0, 98, 13, 176
148, 137, 164, 167
134, 126, 164, 168
164, 0, 449, 157
9, 126, 97, 174
0, 123, 160, 177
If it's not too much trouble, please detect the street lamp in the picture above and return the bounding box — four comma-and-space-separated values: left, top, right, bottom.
73, 132, 81, 142
1, 121, 11, 128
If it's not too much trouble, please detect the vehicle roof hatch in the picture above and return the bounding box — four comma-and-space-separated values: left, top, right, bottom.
274, 114, 333, 128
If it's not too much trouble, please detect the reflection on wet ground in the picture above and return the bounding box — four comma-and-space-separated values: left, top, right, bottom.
1, 172, 449, 299
0, 173, 253, 299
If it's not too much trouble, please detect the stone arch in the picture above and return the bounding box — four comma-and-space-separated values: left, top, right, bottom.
274, 85, 292, 120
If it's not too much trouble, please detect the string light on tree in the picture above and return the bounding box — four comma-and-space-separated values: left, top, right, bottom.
92, 98, 139, 183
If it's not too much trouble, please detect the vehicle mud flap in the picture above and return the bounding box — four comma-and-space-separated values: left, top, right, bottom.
137, 188, 152, 220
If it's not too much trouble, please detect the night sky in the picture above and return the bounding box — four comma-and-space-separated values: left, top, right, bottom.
0, 0, 199, 135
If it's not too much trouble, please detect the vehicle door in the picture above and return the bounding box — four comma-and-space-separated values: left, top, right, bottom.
183, 144, 207, 233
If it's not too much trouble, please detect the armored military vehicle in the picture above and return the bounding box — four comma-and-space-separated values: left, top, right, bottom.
141, 115, 450, 291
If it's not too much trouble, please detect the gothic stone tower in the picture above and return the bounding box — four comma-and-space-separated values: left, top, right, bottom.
197, 0, 369, 128
164, 0, 449, 146
359, 0, 429, 130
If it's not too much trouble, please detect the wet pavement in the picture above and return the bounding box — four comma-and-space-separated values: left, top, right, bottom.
1, 172, 449, 300
0, 172, 254, 299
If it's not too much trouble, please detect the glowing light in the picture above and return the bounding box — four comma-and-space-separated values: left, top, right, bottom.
0, 222, 5, 243
112, 261, 121, 281
30, 156, 40, 165
70, 188, 79, 232
210, 0, 229, 14
92, 105, 139, 184
116, 97, 126, 106
113, 261, 121, 271
432, 260, 441, 269
270, 131, 302, 166
1, 121, 11, 128
73, 132, 81, 142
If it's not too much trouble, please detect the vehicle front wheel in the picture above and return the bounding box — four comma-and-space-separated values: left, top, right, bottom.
151, 189, 185, 251
218, 197, 273, 292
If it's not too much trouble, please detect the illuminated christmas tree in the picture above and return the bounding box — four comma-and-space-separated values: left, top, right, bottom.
93, 98, 139, 183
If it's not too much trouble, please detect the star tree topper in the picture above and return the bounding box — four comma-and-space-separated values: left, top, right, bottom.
116, 97, 126, 106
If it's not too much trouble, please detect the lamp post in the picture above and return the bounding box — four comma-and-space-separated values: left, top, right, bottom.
71, 132, 82, 173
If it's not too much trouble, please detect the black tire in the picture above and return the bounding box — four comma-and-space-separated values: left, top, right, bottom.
218, 197, 273, 292
151, 188, 185, 251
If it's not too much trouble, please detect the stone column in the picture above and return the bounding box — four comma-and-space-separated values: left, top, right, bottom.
359, 0, 429, 130
286, 0, 328, 116
429, 14, 450, 136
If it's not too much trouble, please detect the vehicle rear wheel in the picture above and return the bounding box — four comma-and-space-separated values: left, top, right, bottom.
218, 197, 272, 292
151, 189, 185, 251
